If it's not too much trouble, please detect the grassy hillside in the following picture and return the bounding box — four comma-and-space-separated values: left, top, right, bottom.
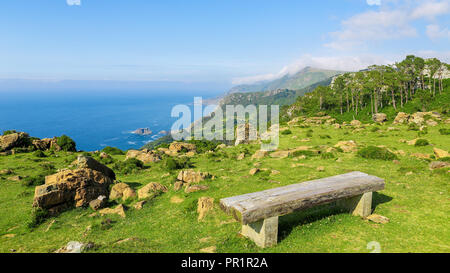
229, 67, 344, 94
1, 117, 449, 253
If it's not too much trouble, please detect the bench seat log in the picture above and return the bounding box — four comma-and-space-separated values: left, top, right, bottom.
220, 171, 384, 248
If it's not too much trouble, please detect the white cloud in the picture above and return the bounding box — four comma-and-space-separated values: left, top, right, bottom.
232, 54, 393, 85
426, 24, 450, 39
411, 1, 450, 19
67, 0, 81, 6
325, 0, 450, 50
367, 0, 381, 6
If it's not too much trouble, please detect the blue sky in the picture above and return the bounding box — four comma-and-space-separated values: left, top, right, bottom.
0, 0, 449, 87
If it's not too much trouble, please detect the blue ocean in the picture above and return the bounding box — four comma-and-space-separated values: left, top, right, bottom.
0, 90, 220, 151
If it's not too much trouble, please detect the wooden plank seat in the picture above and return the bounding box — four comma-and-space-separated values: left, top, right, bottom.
220, 171, 385, 248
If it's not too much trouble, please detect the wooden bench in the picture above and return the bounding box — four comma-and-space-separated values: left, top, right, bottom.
220, 171, 385, 248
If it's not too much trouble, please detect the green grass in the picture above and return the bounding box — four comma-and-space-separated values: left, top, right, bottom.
0, 120, 449, 253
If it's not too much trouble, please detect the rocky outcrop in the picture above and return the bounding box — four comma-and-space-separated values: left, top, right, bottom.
251, 150, 268, 160
177, 170, 210, 183
197, 197, 214, 221
110, 183, 136, 201
32, 137, 61, 151
168, 142, 196, 153
235, 123, 257, 146
77, 156, 116, 180
137, 182, 168, 199
350, 120, 362, 127
132, 128, 152, 135
126, 149, 161, 163
0, 132, 30, 151
334, 141, 357, 153
372, 113, 387, 123
433, 148, 449, 159
393, 112, 410, 124
33, 168, 113, 215
89, 195, 107, 210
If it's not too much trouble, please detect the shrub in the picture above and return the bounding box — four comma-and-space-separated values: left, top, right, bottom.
291, 150, 316, 157
439, 128, 450, 135
187, 139, 220, 153
33, 150, 47, 158
102, 146, 125, 155
281, 129, 292, 135
319, 134, 331, 139
56, 135, 76, 152
2, 130, 18, 136
414, 139, 429, 146
321, 152, 335, 159
357, 146, 397, 161
164, 157, 193, 170
408, 123, 420, 131
27, 208, 49, 229
112, 158, 144, 174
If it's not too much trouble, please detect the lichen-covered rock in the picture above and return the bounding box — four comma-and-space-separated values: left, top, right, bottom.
177, 170, 210, 183
433, 148, 449, 159
251, 150, 268, 160
33, 168, 113, 215
366, 214, 389, 224
77, 155, 116, 180
334, 141, 357, 153
99, 204, 126, 218
185, 185, 209, 193
393, 112, 410, 124
197, 197, 214, 221
0, 132, 30, 151
89, 195, 107, 210
125, 149, 161, 163
372, 113, 387, 123
350, 120, 362, 127
249, 168, 260, 176
110, 183, 136, 201
429, 161, 450, 170
138, 182, 168, 199
168, 142, 196, 153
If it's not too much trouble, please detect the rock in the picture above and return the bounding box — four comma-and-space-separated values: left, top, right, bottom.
197, 197, 214, 221
55, 241, 92, 253
334, 141, 357, 153
271, 170, 280, 175
32, 138, 54, 151
173, 181, 183, 191
158, 130, 168, 135
372, 113, 387, 123
300, 138, 311, 142
200, 246, 216, 253
89, 195, 107, 210
215, 143, 226, 150
138, 182, 168, 199
394, 112, 410, 124
8, 175, 23, 182
287, 117, 302, 125
433, 148, 449, 159
395, 150, 406, 156
235, 123, 257, 146
110, 183, 136, 201
99, 152, 110, 159
410, 153, 431, 160
270, 150, 290, 158
251, 150, 268, 160
169, 142, 196, 153
133, 200, 147, 210
170, 196, 184, 204
125, 150, 161, 163
387, 127, 398, 131
3, 234, 15, 238
99, 204, 126, 218
429, 161, 450, 170
333, 123, 341, 129
0, 169, 12, 175
407, 139, 418, 146
0, 132, 30, 151
366, 214, 389, 224
249, 168, 260, 176
316, 166, 325, 172
132, 128, 152, 135
426, 120, 438, 126
185, 185, 209, 193
409, 112, 428, 125
177, 170, 210, 183
350, 120, 362, 127
77, 155, 116, 180
161, 173, 170, 178
33, 168, 113, 215
237, 153, 245, 160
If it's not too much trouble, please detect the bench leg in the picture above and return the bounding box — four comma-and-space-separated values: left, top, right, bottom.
241, 216, 278, 248
337, 192, 372, 218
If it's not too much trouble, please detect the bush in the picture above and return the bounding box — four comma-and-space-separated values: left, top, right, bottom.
291, 150, 316, 157
321, 152, 335, 159
408, 123, 420, 131
357, 146, 397, 161
281, 129, 292, 135
102, 146, 125, 155
56, 135, 76, 152
319, 134, 331, 139
187, 139, 220, 153
414, 139, 429, 146
164, 157, 193, 170
112, 158, 144, 174
27, 208, 49, 229
33, 150, 47, 158
439, 128, 450, 135
2, 130, 18, 136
